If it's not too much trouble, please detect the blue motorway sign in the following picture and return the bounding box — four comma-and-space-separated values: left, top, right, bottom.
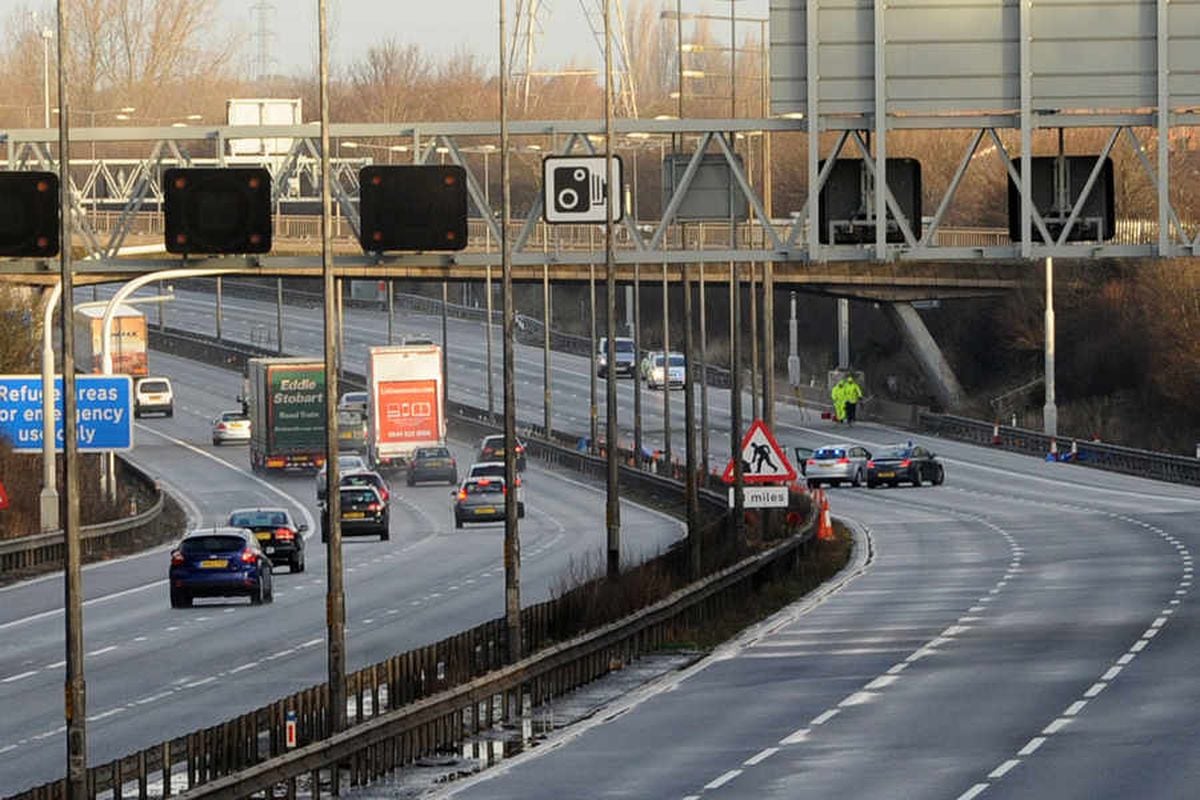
0, 375, 134, 452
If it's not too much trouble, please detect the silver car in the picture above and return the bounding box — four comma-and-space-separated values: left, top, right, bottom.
805, 444, 873, 488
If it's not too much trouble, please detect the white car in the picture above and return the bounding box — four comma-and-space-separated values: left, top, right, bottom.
640, 352, 686, 390
211, 410, 251, 445
134, 376, 174, 418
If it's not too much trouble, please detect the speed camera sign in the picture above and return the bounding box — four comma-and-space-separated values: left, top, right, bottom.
542, 156, 623, 224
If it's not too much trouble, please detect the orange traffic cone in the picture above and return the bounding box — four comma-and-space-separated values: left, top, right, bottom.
818, 491, 834, 541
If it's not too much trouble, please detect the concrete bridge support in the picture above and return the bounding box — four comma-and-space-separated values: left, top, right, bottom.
885, 301, 964, 411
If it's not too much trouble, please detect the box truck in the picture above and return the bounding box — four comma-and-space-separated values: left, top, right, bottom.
74, 305, 148, 376
367, 345, 445, 471
246, 357, 327, 472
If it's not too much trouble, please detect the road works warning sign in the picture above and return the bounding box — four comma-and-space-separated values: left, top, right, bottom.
722, 419, 797, 484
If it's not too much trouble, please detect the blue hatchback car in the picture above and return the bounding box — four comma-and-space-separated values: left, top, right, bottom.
169, 528, 275, 608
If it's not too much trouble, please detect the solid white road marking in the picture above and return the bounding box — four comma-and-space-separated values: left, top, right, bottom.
184, 676, 217, 689
1, 671, 38, 684
229, 662, 259, 674
86, 645, 117, 657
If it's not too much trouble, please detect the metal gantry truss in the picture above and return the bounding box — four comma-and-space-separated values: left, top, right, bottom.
0, 114, 1198, 282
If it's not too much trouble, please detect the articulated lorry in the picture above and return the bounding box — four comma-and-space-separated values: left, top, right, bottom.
246, 357, 326, 472
74, 305, 148, 376
367, 345, 445, 472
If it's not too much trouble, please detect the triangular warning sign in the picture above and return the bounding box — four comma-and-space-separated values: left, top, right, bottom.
722, 419, 797, 484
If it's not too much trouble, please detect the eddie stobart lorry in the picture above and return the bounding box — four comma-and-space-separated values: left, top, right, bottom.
246, 357, 326, 472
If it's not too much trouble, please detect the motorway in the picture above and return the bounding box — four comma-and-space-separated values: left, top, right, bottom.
8, 284, 1200, 798
0, 348, 683, 794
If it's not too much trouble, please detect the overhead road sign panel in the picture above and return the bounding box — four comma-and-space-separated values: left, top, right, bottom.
723, 419, 797, 485
0, 375, 134, 452
358, 165, 468, 252
543, 156, 623, 224
164, 167, 273, 255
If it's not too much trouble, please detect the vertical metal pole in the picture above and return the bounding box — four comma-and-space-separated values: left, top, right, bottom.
604, 0, 621, 579
763, 264, 776, 430
499, 0, 523, 664
787, 291, 800, 387
633, 263, 643, 469
837, 298, 850, 370
730, 0, 737, 119
336, 278, 345, 379
317, 0, 346, 739
730, 259, 744, 537
386, 279, 394, 345
661, 263, 672, 466
215, 276, 223, 340
589, 265, 598, 454
276, 277, 285, 354
485, 265, 496, 421
157, 279, 165, 329
761, 19, 773, 221
441, 280, 450, 422
42, 27, 51, 130
682, 263, 699, 576
542, 264, 552, 435
1043, 256, 1057, 442
55, 1, 87, 793
676, 0, 685, 121
40, 284, 61, 532
749, 262, 759, 419
698, 260, 709, 475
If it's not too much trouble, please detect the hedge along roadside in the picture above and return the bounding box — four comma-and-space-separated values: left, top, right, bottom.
4, 329, 819, 800
0, 459, 166, 580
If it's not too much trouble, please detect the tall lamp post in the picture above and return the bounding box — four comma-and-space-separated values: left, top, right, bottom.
40, 26, 53, 129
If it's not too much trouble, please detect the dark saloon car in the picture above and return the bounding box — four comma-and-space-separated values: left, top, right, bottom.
321, 485, 389, 542
866, 443, 945, 488
227, 508, 308, 573
452, 477, 510, 528
408, 446, 459, 486
169, 528, 274, 608
478, 434, 527, 472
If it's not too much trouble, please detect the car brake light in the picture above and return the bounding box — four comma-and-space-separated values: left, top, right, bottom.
275, 528, 294, 541
478, 478, 491, 486
900, 459, 912, 468
837, 457, 851, 464
806, 459, 816, 466
171, 550, 183, 566
502, 485, 508, 495
366, 502, 381, 512
457, 489, 468, 501
240, 549, 256, 564
379, 488, 389, 501
515, 445, 524, 453
515, 477, 521, 487
867, 460, 875, 469
217, 423, 227, 430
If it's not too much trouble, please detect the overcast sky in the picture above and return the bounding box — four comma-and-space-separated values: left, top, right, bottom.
213, 0, 769, 76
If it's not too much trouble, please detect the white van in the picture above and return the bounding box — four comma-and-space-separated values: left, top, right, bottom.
134, 376, 174, 418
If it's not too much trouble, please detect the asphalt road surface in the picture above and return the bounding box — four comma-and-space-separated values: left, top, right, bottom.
0, 350, 683, 794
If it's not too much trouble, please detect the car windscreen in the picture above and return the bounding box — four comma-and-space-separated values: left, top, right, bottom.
878, 447, 911, 459
813, 448, 846, 459
615, 340, 635, 353
229, 511, 288, 528
417, 448, 450, 459
220, 412, 248, 422
337, 410, 364, 426
340, 489, 378, 505
467, 482, 504, 495
339, 456, 365, 469
342, 474, 379, 488
470, 464, 504, 477
181, 535, 245, 555
669, 355, 685, 367
139, 381, 168, 393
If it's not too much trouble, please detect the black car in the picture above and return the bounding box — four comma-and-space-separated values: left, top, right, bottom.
408, 446, 459, 486
478, 434, 527, 472
322, 485, 389, 542
169, 528, 274, 608
341, 469, 391, 503
866, 443, 945, 488
227, 507, 308, 573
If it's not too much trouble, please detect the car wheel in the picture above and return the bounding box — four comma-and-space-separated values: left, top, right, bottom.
264, 572, 274, 603
450, 473, 458, 485
212, 437, 221, 446
455, 516, 463, 529
292, 551, 305, 573
806, 479, 818, 489
134, 409, 142, 419
851, 469, 863, 488
912, 469, 923, 488
867, 479, 878, 489
518, 502, 526, 519
166, 407, 174, 418
932, 464, 945, 486
250, 580, 265, 606
406, 474, 415, 487
380, 527, 390, 541
170, 590, 191, 609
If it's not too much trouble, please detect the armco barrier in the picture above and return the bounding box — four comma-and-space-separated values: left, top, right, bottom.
0, 460, 166, 578
4, 330, 817, 800
919, 412, 1200, 486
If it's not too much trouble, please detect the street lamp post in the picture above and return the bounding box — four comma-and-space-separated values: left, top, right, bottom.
40, 26, 53, 129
